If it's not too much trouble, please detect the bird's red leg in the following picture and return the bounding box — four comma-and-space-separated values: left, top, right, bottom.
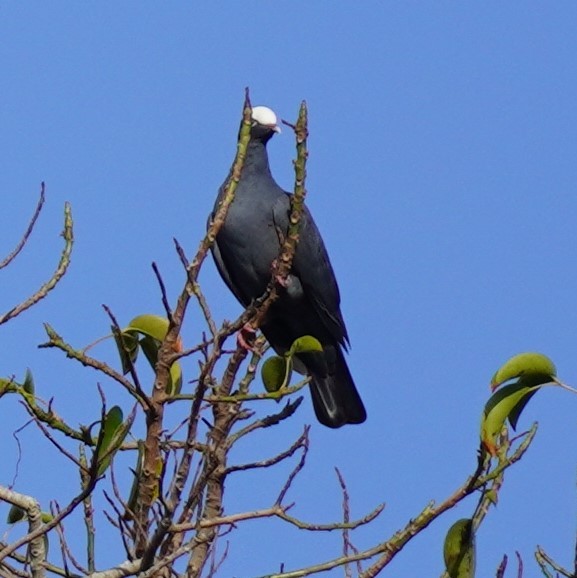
237, 322, 257, 351
270, 258, 289, 288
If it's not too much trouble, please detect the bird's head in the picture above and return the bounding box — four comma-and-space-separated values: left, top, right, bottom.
250, 105, 281, 142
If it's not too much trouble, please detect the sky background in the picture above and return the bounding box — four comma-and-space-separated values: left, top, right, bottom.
1, 2, 577, 576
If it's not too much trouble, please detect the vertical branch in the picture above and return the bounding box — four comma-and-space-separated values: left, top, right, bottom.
134, 91, 253, 564
335, 467, 361, 578
495, 555, 507, 578
79, 447, 96, 573
183, 101, 310, 578
253, 100, 309, 329
283, 100, 309, 268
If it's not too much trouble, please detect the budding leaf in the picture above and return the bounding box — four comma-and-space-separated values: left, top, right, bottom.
23, 368, 35, 395
444, 518, 476, 578
7, 505, 25, 524
96, 406, 134, 476
289, 336, 323, 356
262, 356, 292, 393
118, 314, 183, 395
139, 334, 182, 395
481, 380, 544, 456
126, 314, 172, 342
490, 352, 556, 391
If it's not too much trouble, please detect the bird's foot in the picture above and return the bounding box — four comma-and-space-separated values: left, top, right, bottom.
270, 258, 289, 288
237, 323, 257, 351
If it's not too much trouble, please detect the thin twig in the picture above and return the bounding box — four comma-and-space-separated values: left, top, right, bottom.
276, 427, 309, 505
103, 304, 151, 409
52, 502, 88, 575
336, 467, 362, 577
152, 262, 173, 321
515, 551, 523, 578
225, 427, 308, 474
27, 412, 86, 470
251, 424, 537, 578
39, 324, 147, 405
496, 554, 508, 578
0, 201, 73, 325
536, 546, 572, 577
0, 182, 46, 270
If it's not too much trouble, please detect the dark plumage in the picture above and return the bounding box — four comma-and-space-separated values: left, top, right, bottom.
210, 106, 366, 428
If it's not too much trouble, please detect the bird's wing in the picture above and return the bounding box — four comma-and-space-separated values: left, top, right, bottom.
272, 194, 349, 347
207, 211, 250, 306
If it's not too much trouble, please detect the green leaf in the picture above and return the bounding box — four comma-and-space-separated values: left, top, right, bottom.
23, 368, 35, 395
262, 356, 292, 393
481, 380, 544, 456
125, 314, 171, 342
125, 315, 183, 395
125, 440, 145, 518
506, 374, 548, 430
97, 406, 123, 471
443, 518, 476, 578
490, 352, 556, 391
7, 505, 26, 524
96, 406, 133, 476
288, 336, 323, 356
139, 335, 183, 395
138, 333, 159, 367
169, 362, 183, 395
113, 328, 140, 374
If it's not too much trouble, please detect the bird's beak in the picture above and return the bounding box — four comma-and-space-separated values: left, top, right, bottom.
272, 124, 281, 134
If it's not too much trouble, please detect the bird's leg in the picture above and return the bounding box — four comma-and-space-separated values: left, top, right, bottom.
237, 322, 257, 351
270, 258, 290, 288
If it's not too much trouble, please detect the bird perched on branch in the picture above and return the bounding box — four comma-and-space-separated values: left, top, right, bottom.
210, 105, 366, 428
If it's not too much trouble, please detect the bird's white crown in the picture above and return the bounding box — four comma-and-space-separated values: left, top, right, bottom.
251, 106, 278, 127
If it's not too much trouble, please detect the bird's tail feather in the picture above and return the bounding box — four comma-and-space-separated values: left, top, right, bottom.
308, 348, 366, 428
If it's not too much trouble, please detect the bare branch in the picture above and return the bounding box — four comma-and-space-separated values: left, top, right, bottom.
0, 427, 105, 566
496, 554, 508, 578
515, 551, 523, 578
52, 502, 88, 575
0, 200, 73, 326
225, 426, 308, 475
536, 545, 572, 577
335, 467, 362, 577
103, 304, 151, 409
0, 182, 45, 270
152, 261, 173, 321
0, 486, 47, 578
39, 324, 147, 406
276, 427, 309, 505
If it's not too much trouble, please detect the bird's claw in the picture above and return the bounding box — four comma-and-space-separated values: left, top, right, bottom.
237, 323, 257, 351
271, 258, 289, 288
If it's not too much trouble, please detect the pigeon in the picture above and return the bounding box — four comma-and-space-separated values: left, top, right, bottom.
210, 105, 366, 428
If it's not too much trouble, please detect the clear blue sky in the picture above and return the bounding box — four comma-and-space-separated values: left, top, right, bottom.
1, 3, 577, 576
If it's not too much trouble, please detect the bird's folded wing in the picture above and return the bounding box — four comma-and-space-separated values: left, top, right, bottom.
272, 194, 350, 348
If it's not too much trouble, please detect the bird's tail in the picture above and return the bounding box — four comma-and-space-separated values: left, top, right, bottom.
307, 347, 366, 428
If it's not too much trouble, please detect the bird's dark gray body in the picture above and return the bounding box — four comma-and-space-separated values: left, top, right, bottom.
210, 111, 366, 428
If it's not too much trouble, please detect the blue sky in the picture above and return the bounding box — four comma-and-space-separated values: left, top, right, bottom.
1, 2, 577, 576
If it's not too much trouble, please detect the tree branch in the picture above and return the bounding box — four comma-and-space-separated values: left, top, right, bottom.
0, 200, 73, 326
0, 182, 46, 270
